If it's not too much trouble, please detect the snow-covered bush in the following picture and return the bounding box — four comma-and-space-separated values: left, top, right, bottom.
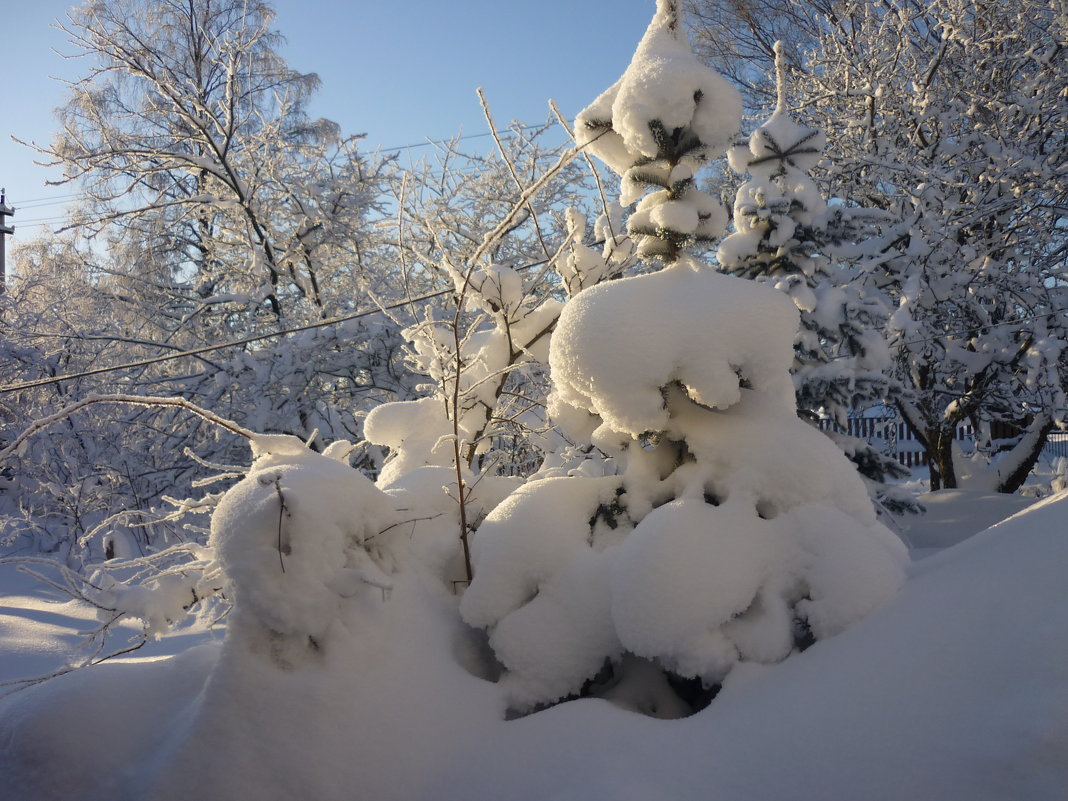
359, 106, 639, 585
460, 0, 907, 715
209, 434, 397, 650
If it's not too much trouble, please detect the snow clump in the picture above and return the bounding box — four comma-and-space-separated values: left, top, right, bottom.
548, 259, 799, 443
575, 0, 741, 174
210, 433, 396, 646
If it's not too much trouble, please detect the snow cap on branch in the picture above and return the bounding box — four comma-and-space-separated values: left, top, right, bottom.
726, 43, 825, 181
575, 0, 741, 176
549, 257, 799, 441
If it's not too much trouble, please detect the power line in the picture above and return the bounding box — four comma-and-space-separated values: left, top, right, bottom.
0, 294, 436, 395
378, 123, 548, 156
11, 216, 68, 226
0, 249, 565, 395
3, 260, 1063, 396
7, 194, 83, 209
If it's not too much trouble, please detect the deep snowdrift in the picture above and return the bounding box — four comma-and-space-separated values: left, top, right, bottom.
442, 491, 1068, 801
1, 491, 1066, 800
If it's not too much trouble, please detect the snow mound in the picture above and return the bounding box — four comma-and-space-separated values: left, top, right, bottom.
2, 486, 1065, 801
211, 434, 395, 643
460, 476, 623, 628
442, 493, 1068, 801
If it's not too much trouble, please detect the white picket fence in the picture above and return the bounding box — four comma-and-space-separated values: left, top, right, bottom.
821, 412, 1068, 469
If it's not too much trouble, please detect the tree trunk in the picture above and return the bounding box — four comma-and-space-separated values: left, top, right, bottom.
995, 415, 1054, 494
926, 424, 958, 491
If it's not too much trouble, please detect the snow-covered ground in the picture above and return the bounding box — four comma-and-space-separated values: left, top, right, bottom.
1, 489, 1065, 801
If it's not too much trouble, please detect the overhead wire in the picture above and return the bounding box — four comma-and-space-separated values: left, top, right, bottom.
2, 255, 1063, 395
0, 292, 444, 395
3, 120, 1061, 394
0, 248, 567, 395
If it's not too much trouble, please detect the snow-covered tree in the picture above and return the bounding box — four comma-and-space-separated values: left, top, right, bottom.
682, 0, 828, 110
690, 0, 1068, 492
2, 0, 413, 556
34, 0, 402, 406
37, 0, 389, 315
799, 0, 1068, 491
717, 44, 913, 508
460, 0, 907, 716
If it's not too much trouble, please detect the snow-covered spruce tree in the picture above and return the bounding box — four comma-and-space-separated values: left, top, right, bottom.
459, 0, 907, 716
717, 44, 915, 513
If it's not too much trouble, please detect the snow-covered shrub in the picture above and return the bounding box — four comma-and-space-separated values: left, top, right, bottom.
460, 0, 908, 715
209, 434, 398, 651
359, 261, 560, 583
359, 105, 642, 584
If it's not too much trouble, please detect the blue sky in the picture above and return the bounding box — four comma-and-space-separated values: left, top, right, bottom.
1, 0, 655, 237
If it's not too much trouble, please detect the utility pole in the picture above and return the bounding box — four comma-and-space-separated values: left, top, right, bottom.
0, 188, 13, 293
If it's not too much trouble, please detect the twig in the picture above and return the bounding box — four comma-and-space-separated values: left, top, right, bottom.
478, 88, 553, 262
372, 512, 445, 540
271, 477, 289, 573
0, 394, 254, 464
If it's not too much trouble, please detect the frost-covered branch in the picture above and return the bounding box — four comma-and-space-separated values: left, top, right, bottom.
0, 394, 253, 465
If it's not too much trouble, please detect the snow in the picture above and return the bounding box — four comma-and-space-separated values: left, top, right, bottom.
548, 256, 799, 441
902, 488, 1035, 553
488, 546, 621, 710
459, 475, 626, 706
3, 2, 1065, 798
575, 0, 741, 174
437, 492, 1068, 801
213, 434, 396, 643
610, 496, 778, 677
748, 110, 826, 177
3, 488, 1067, 800
659, 389, 883, 524
460, 475, 623, 629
